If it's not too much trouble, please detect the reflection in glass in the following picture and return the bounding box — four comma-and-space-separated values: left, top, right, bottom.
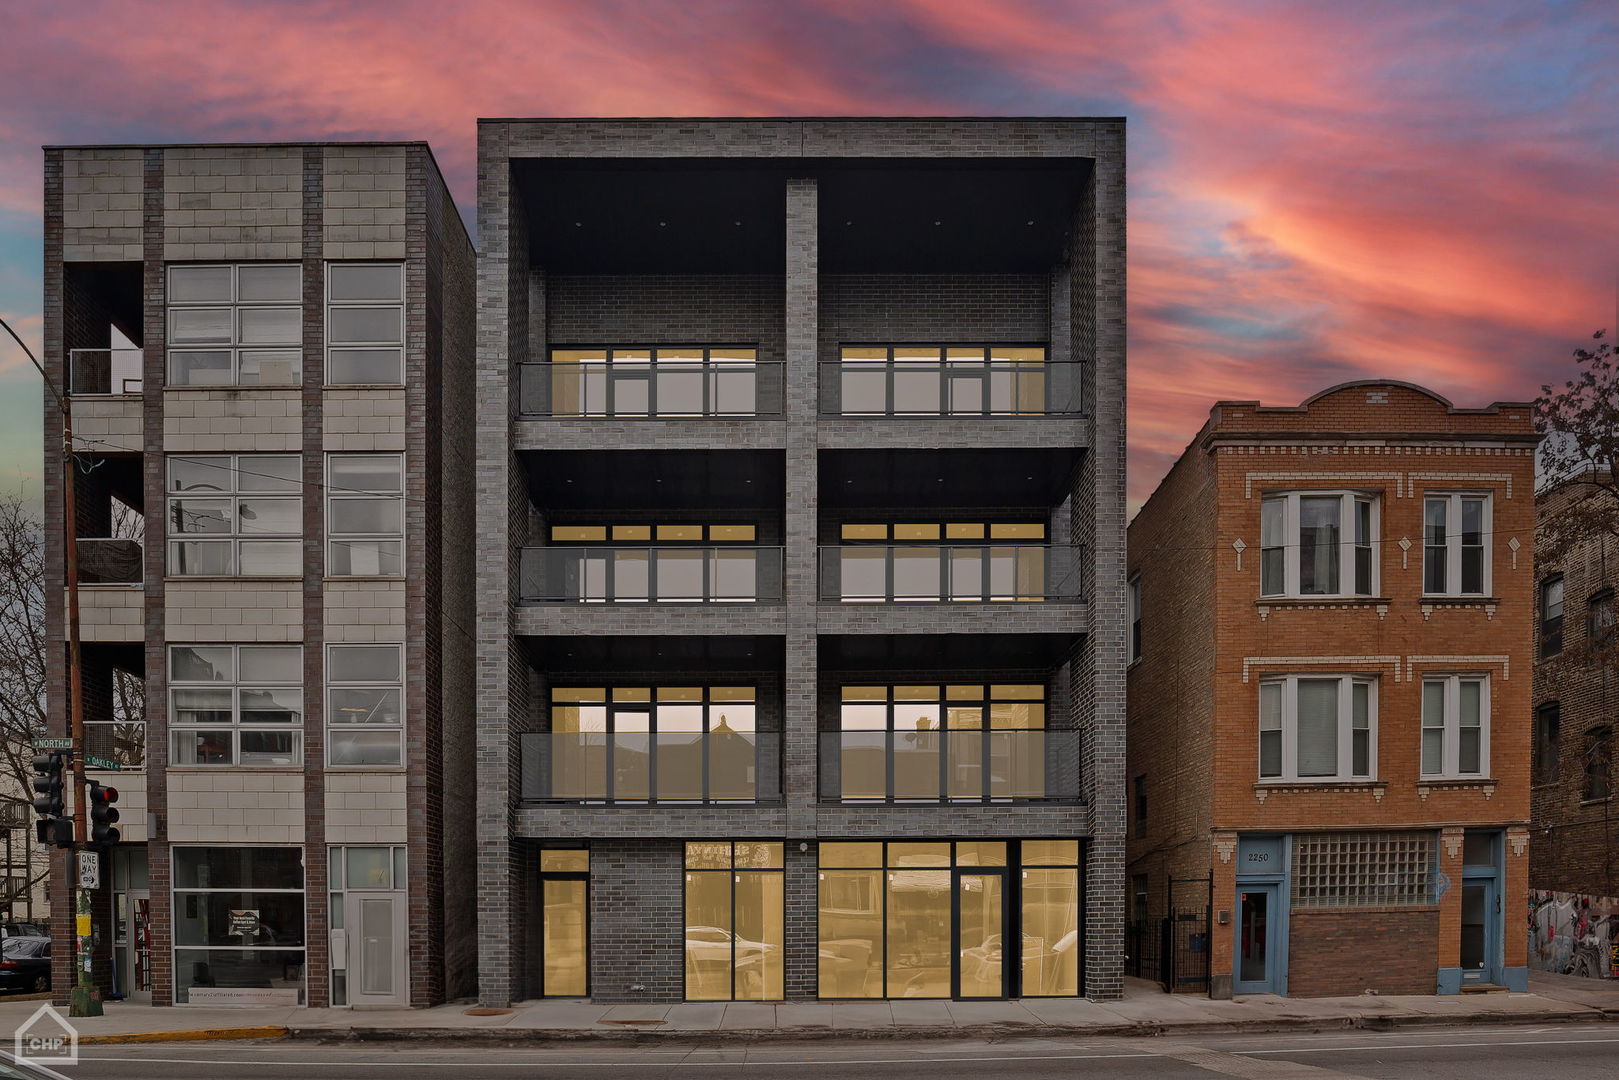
886, 870, 950, 997
958, 874, 1004, 997
543, 878, 588, 996
1020, 868, 1080, 995
819, 869, 883, 997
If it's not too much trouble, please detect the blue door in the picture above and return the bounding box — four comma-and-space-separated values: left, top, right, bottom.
1233, 883, 1281, 994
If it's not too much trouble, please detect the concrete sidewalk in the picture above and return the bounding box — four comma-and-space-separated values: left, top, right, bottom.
3, 972, 1616, 1045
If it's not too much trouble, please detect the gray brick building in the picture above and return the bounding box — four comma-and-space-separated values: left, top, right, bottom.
474, 118, 1128, 1004
41, 142, 476, 1007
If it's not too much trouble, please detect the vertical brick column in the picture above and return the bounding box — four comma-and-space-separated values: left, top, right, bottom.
1436, 826, 1463, 988
781, 178, 819, 998
300, 147, 329, 1008
1503, 826, 1529, 980
473, 125, 528, 1007
140, 147, 174, 1005
1077, 137, 1128, 1001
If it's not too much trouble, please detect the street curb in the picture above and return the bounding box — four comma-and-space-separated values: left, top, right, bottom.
281, 1007, 1613, 1045
78, 1026, 289, 1045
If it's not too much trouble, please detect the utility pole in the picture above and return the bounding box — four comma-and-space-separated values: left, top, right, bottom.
1, 316, 101, 1017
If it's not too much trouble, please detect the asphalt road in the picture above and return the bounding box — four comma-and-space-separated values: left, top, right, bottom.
50, 1023, 1619, 1079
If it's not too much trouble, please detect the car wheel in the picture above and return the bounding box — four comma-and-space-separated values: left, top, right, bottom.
27, 973, 44, 995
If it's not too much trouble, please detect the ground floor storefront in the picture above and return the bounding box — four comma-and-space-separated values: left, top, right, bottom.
1130, 825, 1529, 998
527, 838, 1087, 1003
87, 841, 420, 1008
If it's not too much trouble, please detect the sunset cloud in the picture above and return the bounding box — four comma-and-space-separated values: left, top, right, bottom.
0, 0, 1613, 506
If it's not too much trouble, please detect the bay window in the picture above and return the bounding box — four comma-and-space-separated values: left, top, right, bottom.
1258, 675, 1375, 782
1259, 492, 1376, 598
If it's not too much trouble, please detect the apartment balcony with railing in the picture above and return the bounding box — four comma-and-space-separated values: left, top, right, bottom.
819, 347, 1080, 418
69, 347, 145, 396
520, 544, 783, 603
519, 683, 781, 806
519, 348, 784, 419
816, 682, 1078, 806
818, 540, 1079, 603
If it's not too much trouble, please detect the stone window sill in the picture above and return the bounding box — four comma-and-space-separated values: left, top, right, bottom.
165, 576, 303, 583
1254, 781, 1388, 803
167, 765, 304, 773
1256, 597, 1390, 621
1416, 778, 1497, 800
1419, 597, 1502, 620
323, 384, 405, 391
162, 384, 301, 392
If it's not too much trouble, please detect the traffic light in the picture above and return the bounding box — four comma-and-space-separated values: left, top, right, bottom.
87, 781, 119, 848
30, 752, 73, 849
30, 752, 64, 818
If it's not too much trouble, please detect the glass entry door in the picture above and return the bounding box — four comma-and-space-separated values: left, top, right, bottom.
1233, 884, 1280, 994
542, 875, 589, 997
343, 892, 408, 1007
1460, 878, 1498, 984
954, 870, 1008, 999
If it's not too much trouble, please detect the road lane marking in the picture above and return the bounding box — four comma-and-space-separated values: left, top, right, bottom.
77, 1050, 1163, 1068
1238, 1036, 1619, 1055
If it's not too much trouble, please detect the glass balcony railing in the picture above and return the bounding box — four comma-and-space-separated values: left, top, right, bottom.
819, 357, 1081, 417
819, 544, 1080, 602
77, 538, 144, 584
520, 546, 782, 603
520, 730, 781, 805
519, 360, 784, 418
69, 349, 144, 395
818, 729, 1079, 804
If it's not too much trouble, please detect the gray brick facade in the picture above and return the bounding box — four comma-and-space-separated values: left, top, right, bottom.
475, 118, 1127, 1005
42, 141, 474, 1009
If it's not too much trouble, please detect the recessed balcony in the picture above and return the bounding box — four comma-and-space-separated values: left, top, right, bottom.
77, 537, 144, 585
819, 543, 1079, 603
519, 350, 784, 419
519, 545, 783, 604
69, 348, 144, 396
819, 348, 1080, 418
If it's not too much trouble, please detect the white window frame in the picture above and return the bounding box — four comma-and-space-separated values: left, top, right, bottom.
166, 263, 302, 387
325, 453, 405, 577
326, 643, 405, 768
1258, 674, 1378, 782
1259, 491, 1378, 598
325, 262, 405, 386
1420, 674, 1490, 778
1422, 493, 1492, 597
168, 644, 303, 767
166, 454, 302, 577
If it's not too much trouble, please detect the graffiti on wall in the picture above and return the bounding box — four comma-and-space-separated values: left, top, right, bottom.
1530, 890, 1619, 980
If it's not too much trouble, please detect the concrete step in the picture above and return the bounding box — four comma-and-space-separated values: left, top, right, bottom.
1459, 983, 1510, 994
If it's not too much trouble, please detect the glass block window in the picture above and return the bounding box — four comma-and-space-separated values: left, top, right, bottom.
167, 264, 301, 387
1291, 831, 1436, 909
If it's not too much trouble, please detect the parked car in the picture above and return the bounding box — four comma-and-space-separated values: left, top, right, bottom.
0, 937, 50, 995
0, 924, 46, 940
0, 1049, 74, 1080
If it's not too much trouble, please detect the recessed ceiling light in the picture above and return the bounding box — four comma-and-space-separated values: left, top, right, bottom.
658, 221, 667, 227
1026, 220, 1034, 226
573, 221, 582, 227
933, 220, 942, 226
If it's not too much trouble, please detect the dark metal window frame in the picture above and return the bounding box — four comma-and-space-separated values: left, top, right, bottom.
548, 685, 764, 806
545, 343, 766, 418
1540, 574, 1564, 657
828, 520, 1061, 604
830, 683, 1051, 805
1533, 701, 1560, 786
537, 849, 591, 999
681, 841, 785, 1003
826, 342, 1062, 417
814, 839, 1083, 1001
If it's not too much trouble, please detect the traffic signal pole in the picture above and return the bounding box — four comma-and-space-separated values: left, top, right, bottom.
2, 316, 101, 1017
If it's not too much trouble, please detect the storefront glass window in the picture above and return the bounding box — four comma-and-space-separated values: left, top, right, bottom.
683, 842, 784, 1001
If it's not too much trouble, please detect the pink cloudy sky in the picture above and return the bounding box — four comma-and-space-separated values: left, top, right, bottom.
0, 0, 1614, 507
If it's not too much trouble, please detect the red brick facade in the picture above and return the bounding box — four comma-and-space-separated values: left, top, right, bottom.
1128, 381, 1538, 996
1532, 476, 1619, 898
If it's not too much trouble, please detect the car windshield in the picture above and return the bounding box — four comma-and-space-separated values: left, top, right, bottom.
1, 939, 47, 959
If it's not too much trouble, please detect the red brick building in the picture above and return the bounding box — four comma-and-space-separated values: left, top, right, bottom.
1529, 474, 1619, 979
1127, 381, 1538, 997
